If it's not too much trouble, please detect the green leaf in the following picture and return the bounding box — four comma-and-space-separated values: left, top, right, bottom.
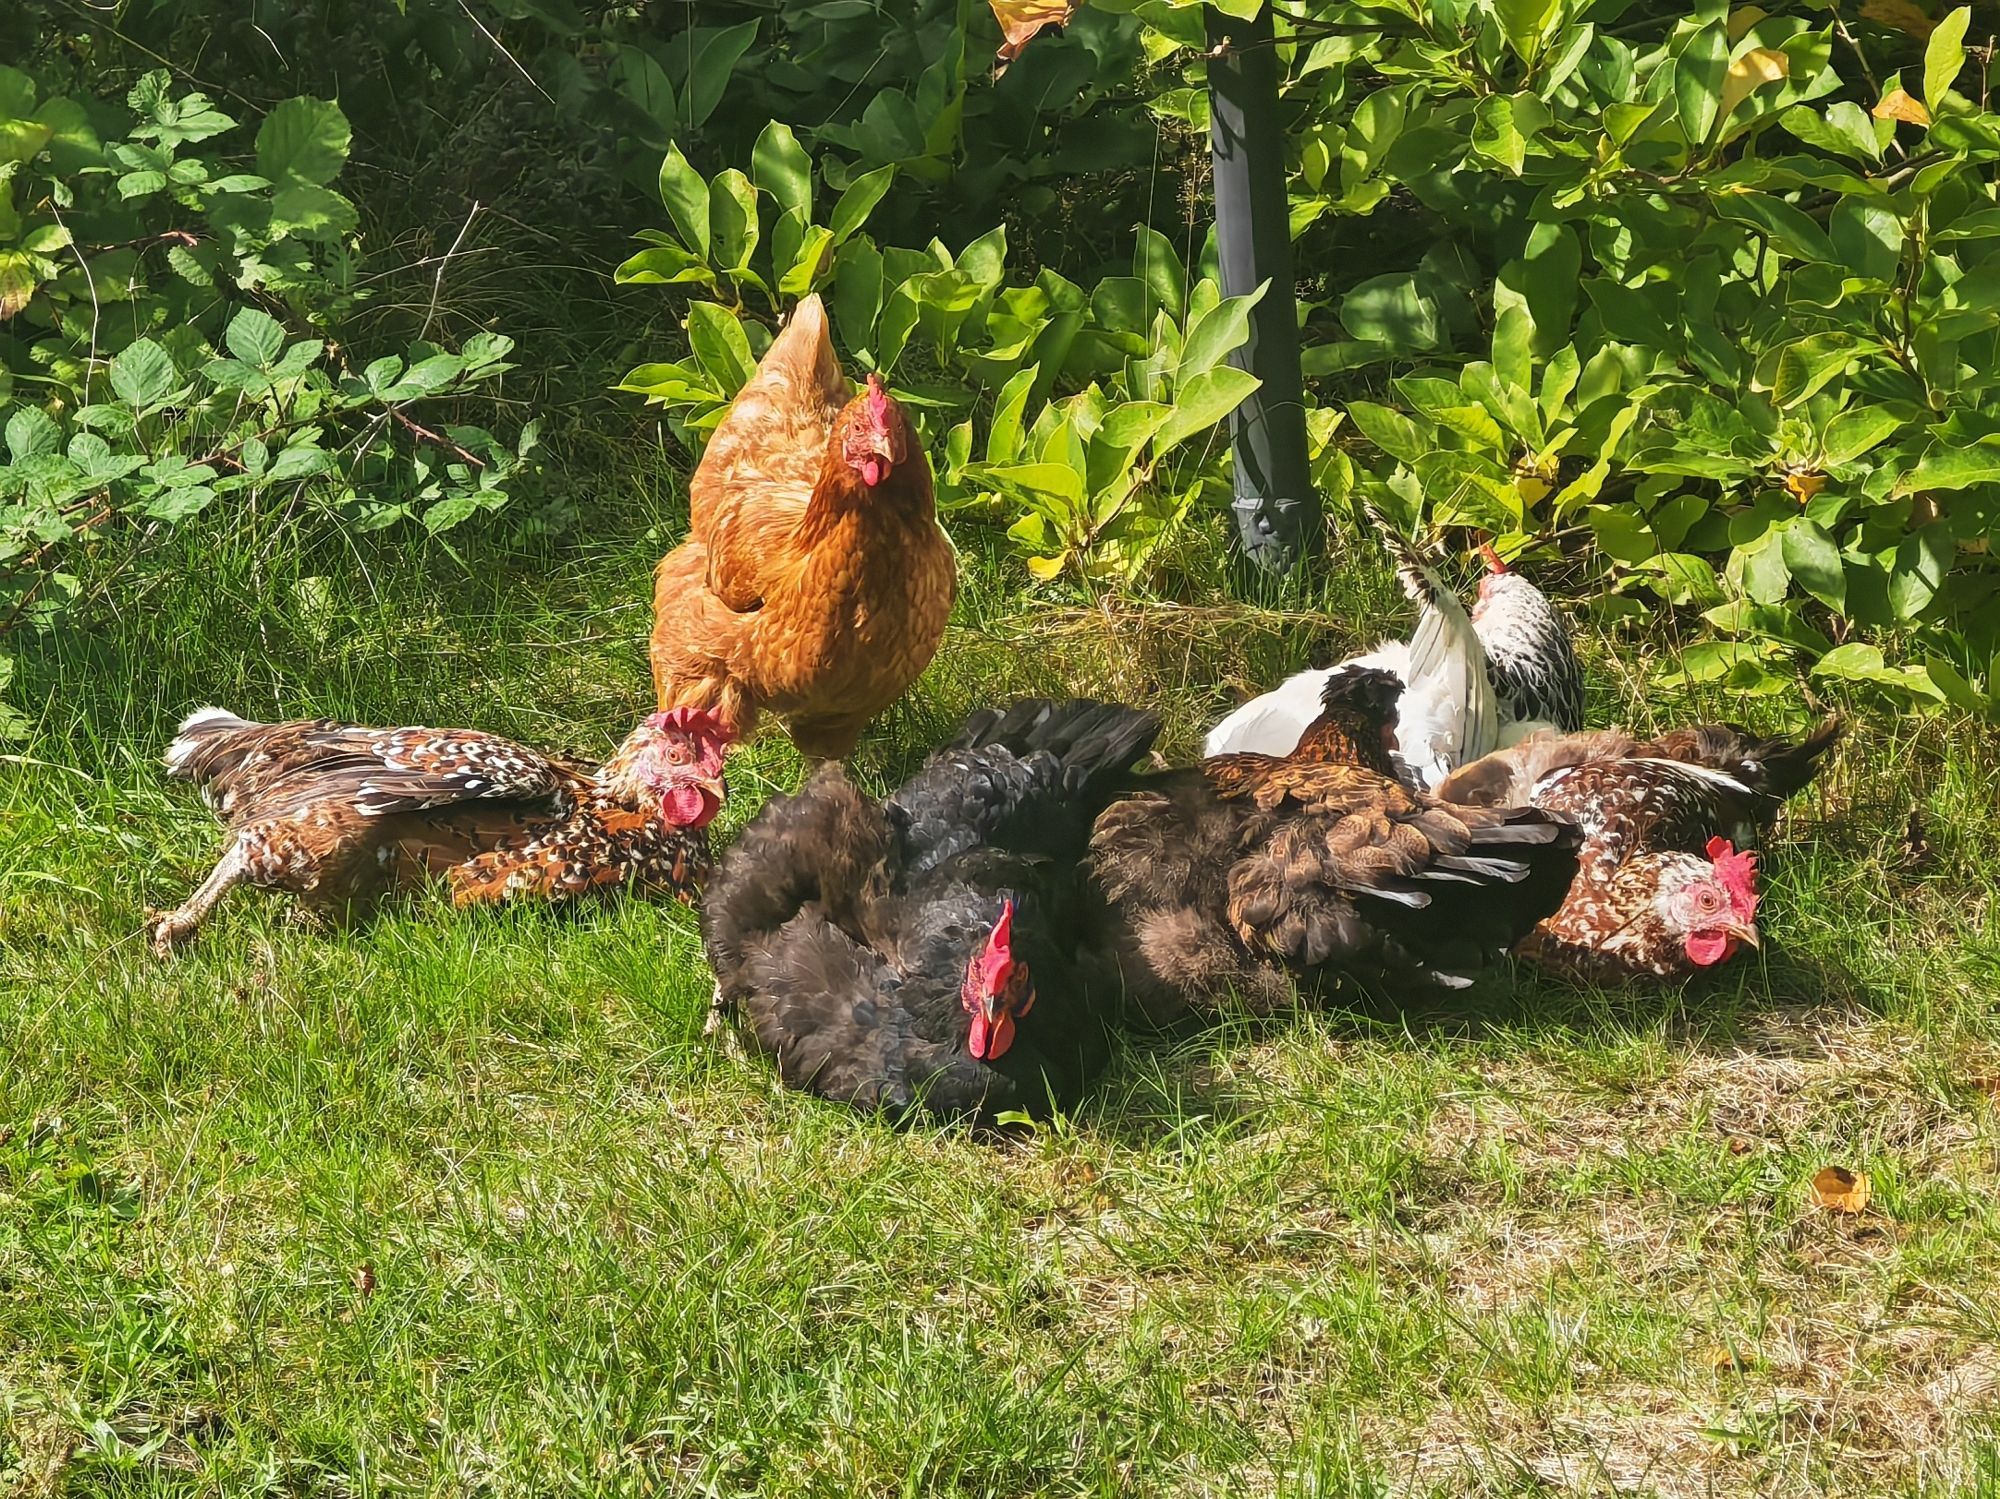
5, 405, 59, 461
777, 224, 834, 298
686, 302, 756, 394
1773, 333, 1862, 408
256, 97, 350, 187
1890, 522, 1951, 619
109, 339, 175, 409
1820, 407, 1906, 467
751, 120, 812, 221
1155, 366, 1258, 454
658, 145, 711, 259
1471, 95, 1526, 175
269, 183, 358, 241
1895, 442, 2000, 494
1176, 284, 1265, 384
1133, 226, 1186, 321
1924, 5, 1971, 106
1339, 273, 1439, 350
829, 166, 894, 244
1675, 23, 1730, 146
225, 307, 286, 367
682, 21, 760, 130
1811, 641, 1886, 680
1780, 518, 1846, 611
1493, 0, 1559, 64
709, 169, 759, 272
1345, 401, 1429, 464
1711, 191, 1839, 264
987, 364, 1040, 465
614, 245, 713, 286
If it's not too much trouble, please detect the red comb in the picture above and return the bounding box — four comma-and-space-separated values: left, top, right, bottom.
1479, 542, 1509, 574
864, 371, 890, 418
1705, 837, 1760, 917
647, 706, 727, 737
987, 899, 1014, 954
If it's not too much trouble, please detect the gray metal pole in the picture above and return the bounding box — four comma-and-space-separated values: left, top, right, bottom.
1206, 4, 1317, 576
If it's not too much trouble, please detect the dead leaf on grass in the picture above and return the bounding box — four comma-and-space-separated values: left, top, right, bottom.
354, 1261, 377, 1301
1706, 1343, 1755, 1371
1812, 1165, 1871, 1213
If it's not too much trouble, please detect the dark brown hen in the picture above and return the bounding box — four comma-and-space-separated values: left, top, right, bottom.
1089, 668, 1581, 1024
702, 699, 1159, 1122
1436, 717, 1843, 981
149, 706, 729, 953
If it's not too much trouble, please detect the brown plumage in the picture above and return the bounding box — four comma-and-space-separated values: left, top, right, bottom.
1437, 717, 1844, 981
147, 706, 728, 954
1088, 668, 1581, 1023
649, 294, 957, 760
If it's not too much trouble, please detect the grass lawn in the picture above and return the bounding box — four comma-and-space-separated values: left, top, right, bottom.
5, 491, 2000, 1496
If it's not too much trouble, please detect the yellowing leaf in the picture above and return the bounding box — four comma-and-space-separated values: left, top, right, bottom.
1784, 469, 1828, 504
1720, 47, 1791, 119
1873, 85, 1933, 126
988, 0, 1075, 71
1706, 1343, 1754, 1371
1726, 7, 1769, 42
1811, 1165, 1871, 1213
1024, 552, 1069, 581
1861, 0, 1938, 36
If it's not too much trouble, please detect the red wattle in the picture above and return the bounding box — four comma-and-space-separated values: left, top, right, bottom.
1685, 930, 1735, 967
661, 784, 718, 829
861, 457, 886, 486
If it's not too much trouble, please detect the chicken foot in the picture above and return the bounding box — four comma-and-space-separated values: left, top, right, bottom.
147, 841, 250, 956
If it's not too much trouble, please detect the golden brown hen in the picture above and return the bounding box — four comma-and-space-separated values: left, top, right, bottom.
148, 706, 728, 953
649, 294, 956, 760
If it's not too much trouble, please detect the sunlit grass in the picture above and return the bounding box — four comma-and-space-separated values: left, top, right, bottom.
5, 484, 2000, 1496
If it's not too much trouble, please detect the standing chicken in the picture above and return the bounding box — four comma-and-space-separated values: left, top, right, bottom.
1204, 512, 1583, 788
650, 294, 956, 760
702, 699, 1158, 1121
1091, 668, 1582, 1023
1436, 717, 1844, 981
148, 706, 729, 953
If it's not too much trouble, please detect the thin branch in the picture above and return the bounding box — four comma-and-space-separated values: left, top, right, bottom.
389, 406, 487, 470
454, 0, 556, 103
421, 200, 483, 343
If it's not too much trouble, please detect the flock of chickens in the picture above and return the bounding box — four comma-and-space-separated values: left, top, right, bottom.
147, 295, 1844, 1124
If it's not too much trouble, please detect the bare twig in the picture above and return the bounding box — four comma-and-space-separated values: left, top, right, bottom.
454, 0, 556, 103
421, 200, 483, 342
389, 406, 486, 470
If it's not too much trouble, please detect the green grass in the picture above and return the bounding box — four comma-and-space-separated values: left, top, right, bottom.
7, 488, 2000, 1497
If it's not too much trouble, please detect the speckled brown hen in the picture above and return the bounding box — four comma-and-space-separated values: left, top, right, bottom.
1436, 717, 1843, 981
649, 293, 956, 760
148, 706, 728, 954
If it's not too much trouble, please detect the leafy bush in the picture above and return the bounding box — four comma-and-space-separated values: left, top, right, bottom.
1213, 0, 2000, 713
0, 64, 539, 731
616, 125, 1276, 582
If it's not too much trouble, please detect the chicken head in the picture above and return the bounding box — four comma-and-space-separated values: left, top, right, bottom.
961, 899, 1036, 1061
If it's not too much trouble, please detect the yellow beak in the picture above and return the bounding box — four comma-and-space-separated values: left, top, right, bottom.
1727, 921, 1762, 952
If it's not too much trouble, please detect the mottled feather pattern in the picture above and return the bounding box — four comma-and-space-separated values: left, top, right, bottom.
1439, 717, 1843, 979
150, 709, 708, 952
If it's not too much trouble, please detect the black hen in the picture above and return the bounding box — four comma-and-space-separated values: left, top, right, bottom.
701, 699, 1160, 1122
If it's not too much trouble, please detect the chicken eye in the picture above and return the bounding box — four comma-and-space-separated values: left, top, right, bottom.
666, 741, 689, 764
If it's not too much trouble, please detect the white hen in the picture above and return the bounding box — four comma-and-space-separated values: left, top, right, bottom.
1204, 514, 1582, 790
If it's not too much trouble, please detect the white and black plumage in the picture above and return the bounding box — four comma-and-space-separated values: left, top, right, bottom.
1202, 513, 1583, 789
701, 699, 1159, 1122
1436, 717, 1844, 981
